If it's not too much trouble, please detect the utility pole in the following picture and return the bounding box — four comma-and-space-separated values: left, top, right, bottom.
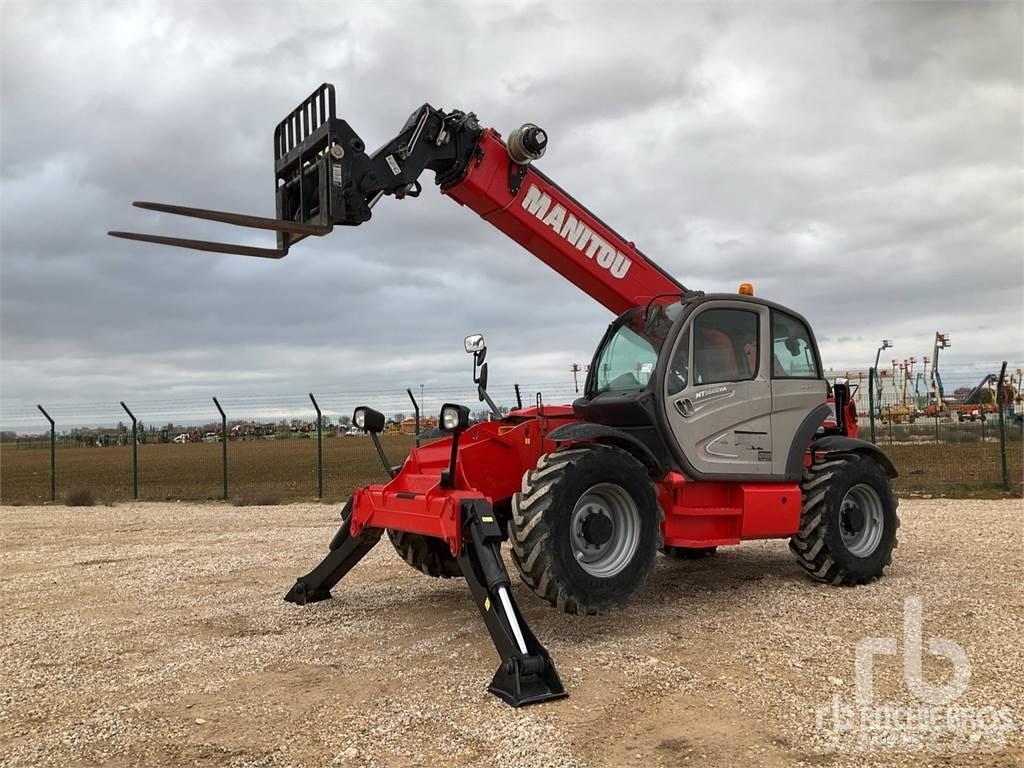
570, 363, 581, 394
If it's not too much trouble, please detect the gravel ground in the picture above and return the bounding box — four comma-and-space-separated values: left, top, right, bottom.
1, 499, 1021, 767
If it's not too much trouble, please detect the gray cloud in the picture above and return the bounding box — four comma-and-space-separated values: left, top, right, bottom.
1, 0, 1021, 423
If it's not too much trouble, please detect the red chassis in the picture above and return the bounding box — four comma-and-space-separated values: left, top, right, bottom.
348, 403, 821, 557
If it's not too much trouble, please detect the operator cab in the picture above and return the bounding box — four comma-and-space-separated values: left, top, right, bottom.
576, 293, 828, 482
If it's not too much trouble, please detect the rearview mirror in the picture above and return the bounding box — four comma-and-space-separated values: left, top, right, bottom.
465, 334, 485, 354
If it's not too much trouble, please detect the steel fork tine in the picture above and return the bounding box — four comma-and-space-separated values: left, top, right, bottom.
131, 202, 332, 236
107, 231, 289, 259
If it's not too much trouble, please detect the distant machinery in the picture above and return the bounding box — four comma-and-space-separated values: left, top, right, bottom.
873, 339, 892, 399
928, 332, 951, 414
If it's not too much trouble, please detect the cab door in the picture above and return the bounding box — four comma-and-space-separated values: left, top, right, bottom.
662, 301, 774, 477
768, 309, 828, 476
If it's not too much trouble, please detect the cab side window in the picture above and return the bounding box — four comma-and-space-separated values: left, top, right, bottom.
771, 311, 819, 378
692, 309, 759, 385
666, 329, 690, 396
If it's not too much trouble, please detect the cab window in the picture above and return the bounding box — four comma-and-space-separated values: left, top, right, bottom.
771, 310, 819, 378
591, 303, 684, 395
693, 309, 759, 384
594, 326, 657, 392
666, 329, 690, 396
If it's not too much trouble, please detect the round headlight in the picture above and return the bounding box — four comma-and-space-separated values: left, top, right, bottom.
354, 410, 366, 429
442, 407, 461, 431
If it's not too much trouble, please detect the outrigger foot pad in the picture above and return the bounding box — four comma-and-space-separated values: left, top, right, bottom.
456, 499, 567, 707
284, 500, 382, 605
489, 655, 566, 708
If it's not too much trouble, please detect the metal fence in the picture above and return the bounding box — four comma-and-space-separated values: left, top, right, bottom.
2, 374, 1021, 506
0, 383, 579, 505
863, 364, 1022, 494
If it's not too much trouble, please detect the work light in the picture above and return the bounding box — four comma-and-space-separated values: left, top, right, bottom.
352, 406, 385, 434
440, 403, 470, 433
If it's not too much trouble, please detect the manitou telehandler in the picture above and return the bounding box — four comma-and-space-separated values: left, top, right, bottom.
112, 83, 899, 706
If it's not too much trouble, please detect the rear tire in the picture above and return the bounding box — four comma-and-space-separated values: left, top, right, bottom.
790, 453, 899, 585
510, 445, 662, 615
386, 529, 461, 578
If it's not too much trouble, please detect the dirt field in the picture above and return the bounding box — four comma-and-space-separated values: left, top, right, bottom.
2, 436, 1020, 505
1, 499, 1021, 767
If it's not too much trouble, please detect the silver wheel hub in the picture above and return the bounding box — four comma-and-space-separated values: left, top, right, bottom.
839, 483, 885, 557
569, 483, 641, 578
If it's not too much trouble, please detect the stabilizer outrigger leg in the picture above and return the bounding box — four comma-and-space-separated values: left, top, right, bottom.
456, 499, 567, 707
284, 501, 382, 605
284, 497, 565, 706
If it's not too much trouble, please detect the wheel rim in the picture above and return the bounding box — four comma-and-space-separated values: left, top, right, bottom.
839, 483, 885, 557
569, 483, 640, 578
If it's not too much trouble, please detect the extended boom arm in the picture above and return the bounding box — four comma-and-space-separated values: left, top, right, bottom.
110, 83, 683, 315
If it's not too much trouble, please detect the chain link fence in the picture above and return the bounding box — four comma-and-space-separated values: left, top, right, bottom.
2, 373, 1021, 505
0, 383, 579, 505
863, 365, 1022, 494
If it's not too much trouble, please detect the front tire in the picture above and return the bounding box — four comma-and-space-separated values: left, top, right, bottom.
386, 529, 461, 578
510, 445, 662, 615
790, 452, 899, 584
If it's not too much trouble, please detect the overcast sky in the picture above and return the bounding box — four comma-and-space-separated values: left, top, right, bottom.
1, 1, 1021, 425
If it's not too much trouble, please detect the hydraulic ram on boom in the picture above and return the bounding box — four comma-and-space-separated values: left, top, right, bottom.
110, 83, 682, 315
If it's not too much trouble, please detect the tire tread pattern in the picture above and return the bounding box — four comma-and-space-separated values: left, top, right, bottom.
386, 529, 461, 578
790, 452, 899, 585
510, 446, 661, 615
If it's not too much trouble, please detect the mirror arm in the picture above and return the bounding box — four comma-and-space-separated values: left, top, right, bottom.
479, 385, 502, 421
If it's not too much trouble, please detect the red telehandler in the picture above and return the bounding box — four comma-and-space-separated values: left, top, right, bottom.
111, 84, 899, 706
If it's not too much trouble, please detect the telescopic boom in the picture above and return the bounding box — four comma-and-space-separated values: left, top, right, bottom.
110, 83, 683, 316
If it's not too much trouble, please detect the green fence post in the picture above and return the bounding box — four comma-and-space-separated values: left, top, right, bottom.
309, 393, 323, 499
37, 405, 55, 502
213, 397, 228, 500
868, 368, 876, 443
120, 401, 138, 499
997, 361, 1009, 491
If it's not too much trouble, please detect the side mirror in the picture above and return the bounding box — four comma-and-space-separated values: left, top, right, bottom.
465, 334, 485, 354
477, 362, 489, 395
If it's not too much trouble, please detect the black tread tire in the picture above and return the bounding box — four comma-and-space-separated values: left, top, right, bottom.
790, 452, 899, 585
386, 529, 461, 578
510, 445, 662, 615
661, 546, 717, 560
